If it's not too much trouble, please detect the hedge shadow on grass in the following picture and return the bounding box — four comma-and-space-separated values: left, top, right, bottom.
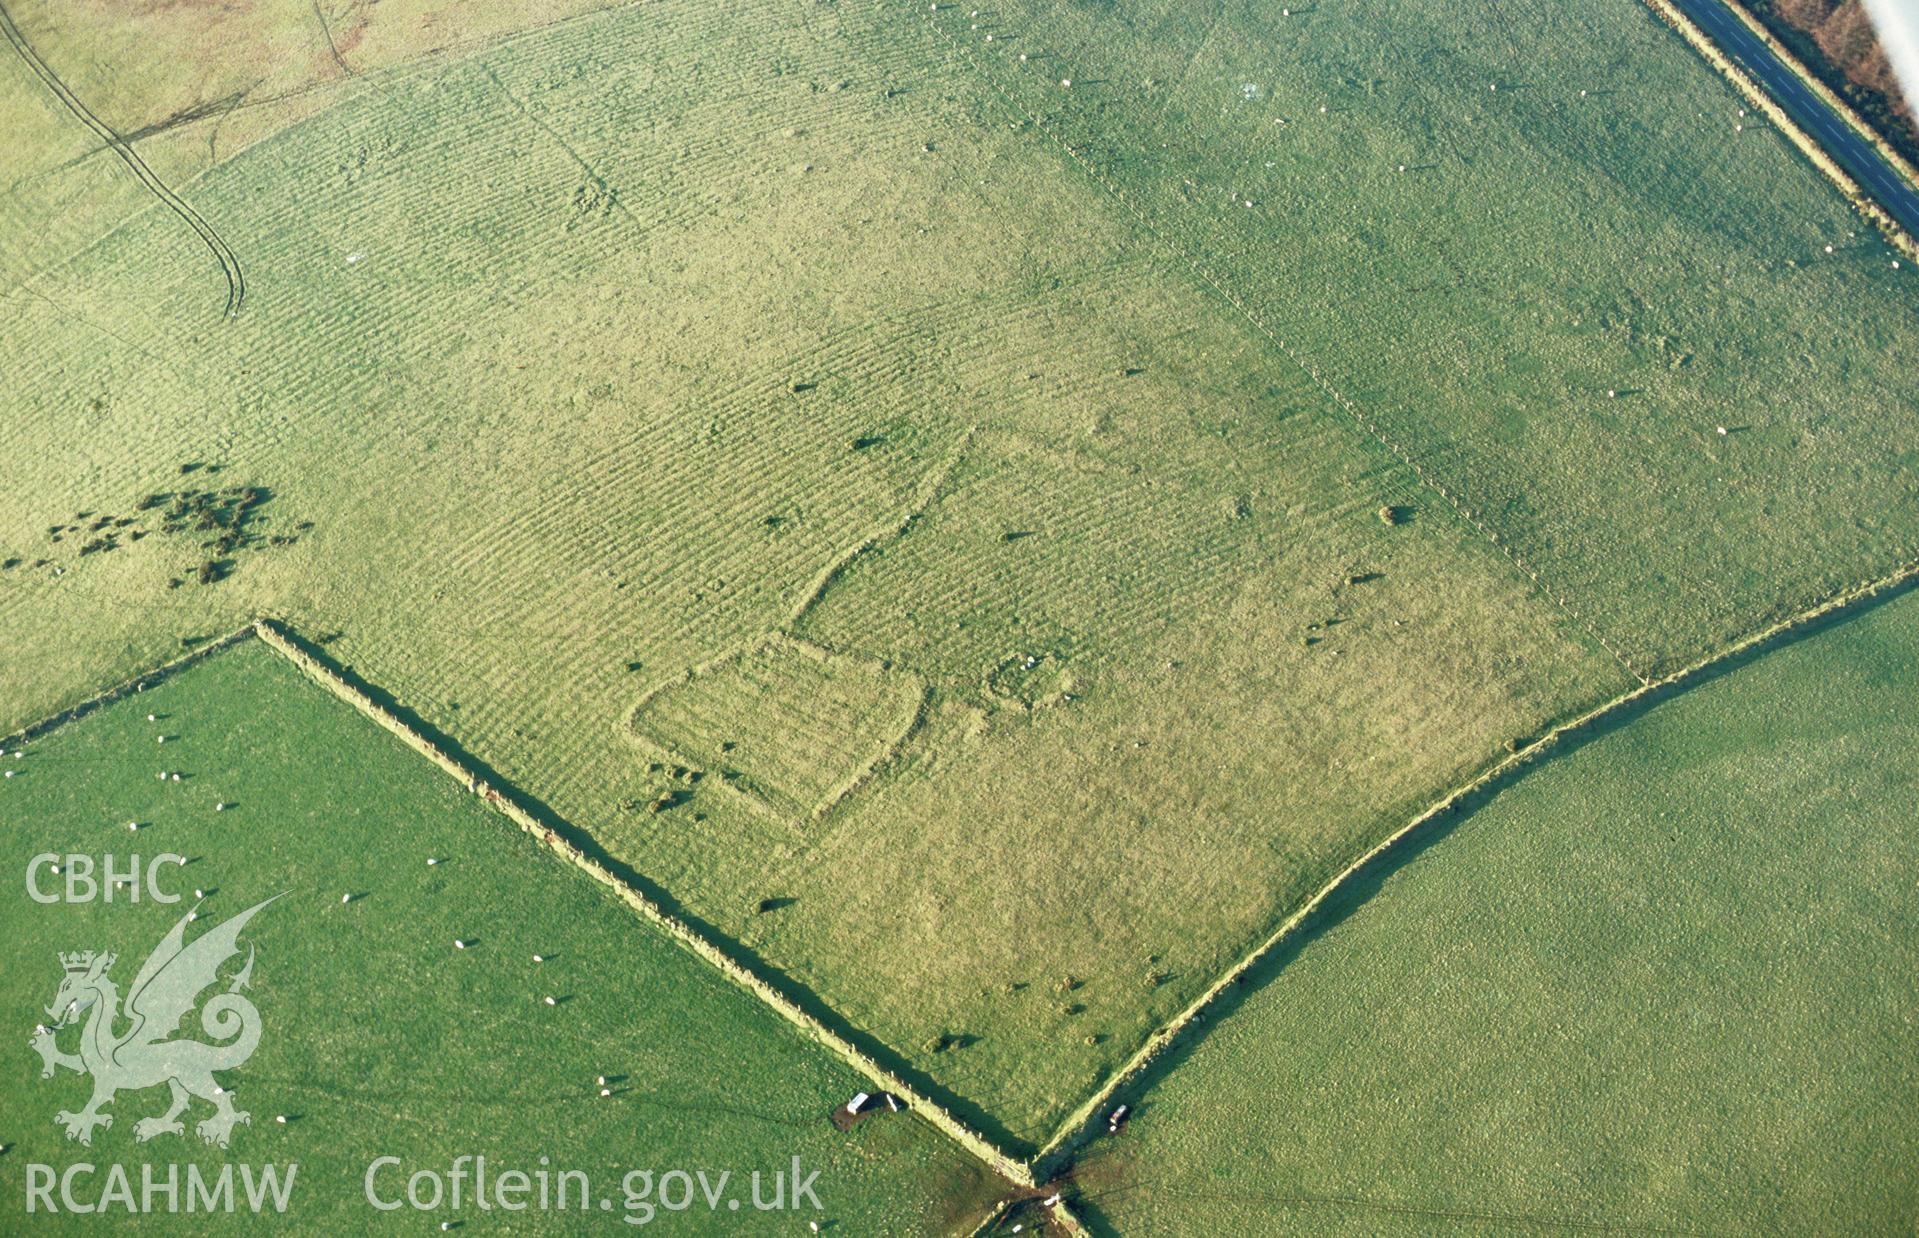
1061, 570, 1919, 1230
261, 621, 1037, 1161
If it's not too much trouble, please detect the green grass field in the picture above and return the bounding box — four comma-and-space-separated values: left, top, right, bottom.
921, 0, 1919, 676
1075, 586, 1919, 1234
0, 639, 999, 1232
2, 0, 1915, 1158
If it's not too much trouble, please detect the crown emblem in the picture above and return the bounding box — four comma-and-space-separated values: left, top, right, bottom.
60, 951, 108, 974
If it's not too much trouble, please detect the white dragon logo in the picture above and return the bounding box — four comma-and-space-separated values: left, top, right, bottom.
30, 894, 279, 1148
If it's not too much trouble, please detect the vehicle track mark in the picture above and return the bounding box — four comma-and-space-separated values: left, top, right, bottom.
0, 0, 246, 318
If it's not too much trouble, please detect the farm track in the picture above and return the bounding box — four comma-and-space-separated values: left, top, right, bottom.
0, 0, 245, 317
0, 0, 667, 319
5, 0, 651, 191
7, 0, 1919, 1219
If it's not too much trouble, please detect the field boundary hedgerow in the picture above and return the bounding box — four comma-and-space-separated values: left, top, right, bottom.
0, 627, 256, 752
241, 620, 1038, 1194
0, 620, 1038, 1224
1643, 0, 1919, 259
1026, 549, 1919, 1182
22, 564, 1914, 1228
903, 4, 1653, 691
1715, 0, 1919, 196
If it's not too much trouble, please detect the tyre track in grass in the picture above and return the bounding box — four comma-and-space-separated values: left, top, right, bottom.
0, 0, 246, 318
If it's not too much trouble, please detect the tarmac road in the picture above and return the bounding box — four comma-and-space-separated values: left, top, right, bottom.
1670, 0, 1919, 241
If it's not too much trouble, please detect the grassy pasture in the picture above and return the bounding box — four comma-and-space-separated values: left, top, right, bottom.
885, 0, 1919, 677
0, 0, 1636, 1148
4, 0, 1916, 1156
0, 639, 1000, 1232
0, 0, 622, 288
1076, 585, 1919, 1234
780, 353, 1624, 1140
632, 635, 925, 822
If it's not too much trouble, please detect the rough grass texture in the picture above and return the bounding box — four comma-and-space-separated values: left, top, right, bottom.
0, 639, 1000, 1233
631, 634, 925, 823
1076, 586, 1919, 1235
1, 0, 1915, 1153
